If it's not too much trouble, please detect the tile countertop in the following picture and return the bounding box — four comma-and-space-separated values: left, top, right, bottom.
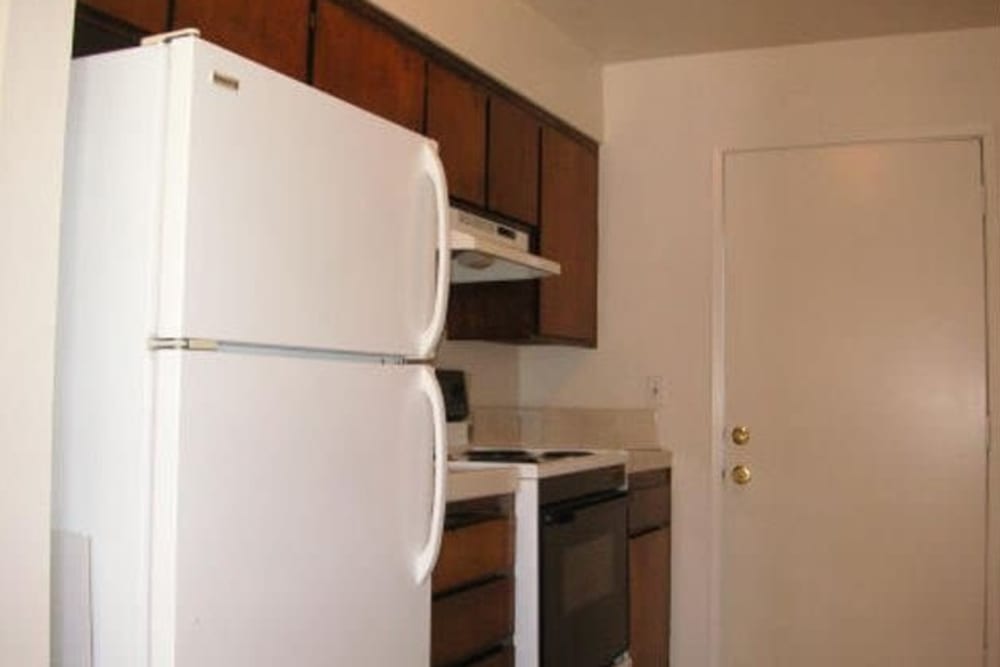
626, 448, 673, 475
446, 464, 518, 502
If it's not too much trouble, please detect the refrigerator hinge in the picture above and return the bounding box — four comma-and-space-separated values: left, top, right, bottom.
140, 28, 201, 47
148, 337, 220, 352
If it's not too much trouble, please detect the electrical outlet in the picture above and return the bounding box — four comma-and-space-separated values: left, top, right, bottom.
646, 375, 664, 406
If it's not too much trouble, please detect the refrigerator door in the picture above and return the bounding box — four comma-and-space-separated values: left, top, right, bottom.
149, 351, 446, 666
156, 37, 449, 359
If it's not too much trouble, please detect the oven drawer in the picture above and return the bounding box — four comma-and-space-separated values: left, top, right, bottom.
433, 515, 515, 595
628, 468, 671, 536
431, 577, 515, 666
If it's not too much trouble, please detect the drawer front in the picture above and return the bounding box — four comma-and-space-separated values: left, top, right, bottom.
628, 470, 671, 536
433, 517, 514, 595
432, 577, 514, 666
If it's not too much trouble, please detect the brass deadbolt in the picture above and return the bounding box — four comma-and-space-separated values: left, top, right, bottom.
731, 425, 750, 445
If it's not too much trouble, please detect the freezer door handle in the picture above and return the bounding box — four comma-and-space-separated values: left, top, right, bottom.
416, 141, 451, 359
414, 365, 448, 583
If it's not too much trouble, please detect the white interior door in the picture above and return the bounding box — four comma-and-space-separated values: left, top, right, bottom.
721, 139, 988, 666
157, 38, 448, 358
149, 351, 437, 666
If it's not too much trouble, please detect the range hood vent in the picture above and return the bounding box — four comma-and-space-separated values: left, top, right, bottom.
449, 208, 561, 283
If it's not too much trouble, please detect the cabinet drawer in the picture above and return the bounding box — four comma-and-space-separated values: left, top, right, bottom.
433, 517, 514, 595
432, 577, 514, 666
628, 469, 671, 536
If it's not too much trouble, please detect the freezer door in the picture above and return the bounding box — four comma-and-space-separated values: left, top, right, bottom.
149, 351, 443, 666
157, 37, 449, 358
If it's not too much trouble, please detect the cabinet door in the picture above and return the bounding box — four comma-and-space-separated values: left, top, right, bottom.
488, 96, 540, 225
426, 63, 487, 206
172, 0, 311, 80
539, 127, 599, 345
446, 281, 537, 342
630, 528, 670, 667
80, 0, 168, 34
313, 1, 426, 133
74, 5, 147, 58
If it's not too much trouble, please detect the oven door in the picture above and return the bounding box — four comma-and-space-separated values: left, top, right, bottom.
541, 491, 629, 667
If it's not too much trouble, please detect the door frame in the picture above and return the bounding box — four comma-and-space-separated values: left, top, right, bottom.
708, 126, 1000, 667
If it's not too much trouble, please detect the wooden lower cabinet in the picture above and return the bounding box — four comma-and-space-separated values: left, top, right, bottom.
432, 495, 515, 667
628, 468, 671, 666
630, 528, 670, 666
432, 577, 514, 666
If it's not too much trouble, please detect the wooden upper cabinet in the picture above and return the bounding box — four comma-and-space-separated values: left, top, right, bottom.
539, 127, 599, 346
313, 1, 426, 133
488, 96, 540, 226
172, 0, 311, 81
426, 63, 487, 207
80, 0, 168, 34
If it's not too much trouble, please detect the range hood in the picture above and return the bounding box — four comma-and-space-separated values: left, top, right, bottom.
449, 208, 561, 283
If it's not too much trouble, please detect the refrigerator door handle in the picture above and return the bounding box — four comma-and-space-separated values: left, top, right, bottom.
416, 142, 451, 359
414, 365, 448, 584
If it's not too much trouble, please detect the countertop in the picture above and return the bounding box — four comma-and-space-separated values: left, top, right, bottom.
626, 448, 672, 474
445, 448, 670, 501
446, 465, 518, 502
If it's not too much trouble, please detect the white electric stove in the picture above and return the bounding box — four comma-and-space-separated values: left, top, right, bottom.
451, 448, 631, 667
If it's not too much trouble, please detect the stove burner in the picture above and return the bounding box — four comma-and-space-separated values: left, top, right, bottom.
538, 450, 593, 461
464, 449, 595, 464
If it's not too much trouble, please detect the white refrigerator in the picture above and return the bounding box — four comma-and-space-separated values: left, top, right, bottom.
53, 33, 450, 666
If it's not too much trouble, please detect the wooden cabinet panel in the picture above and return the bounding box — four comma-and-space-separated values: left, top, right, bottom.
433, 517, 514, 595
73, 5, 146, 58
488, 96, 540, 225
628, 469, 671, 536
173, 0, 310, 81
630, 528, 671, 667
80, 0, 168, 34
432, 577, 514, 666
539, 126, 599, 346
467, 645, 515, 667
313, 1, 425, 132
426, 63, 487, 206
446, 281, 538, 341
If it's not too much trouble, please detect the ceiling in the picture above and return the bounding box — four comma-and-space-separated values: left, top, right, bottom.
523, 0, 1000, 63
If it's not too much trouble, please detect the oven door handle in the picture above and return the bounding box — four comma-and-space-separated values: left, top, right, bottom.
544, 509, 578, 526
543, 489, 627, 525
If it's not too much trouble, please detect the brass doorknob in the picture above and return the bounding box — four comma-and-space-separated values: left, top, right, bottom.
731, 425, 751, 445
732, 465, 752, 485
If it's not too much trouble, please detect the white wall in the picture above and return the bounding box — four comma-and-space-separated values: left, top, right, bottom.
520, 27, 1000, 665
0, 0, 74, 664
437, 339, 520, 406
368, 0, 603, 139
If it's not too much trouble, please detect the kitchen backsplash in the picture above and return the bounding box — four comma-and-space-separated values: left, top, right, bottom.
469, 407, 661, 450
